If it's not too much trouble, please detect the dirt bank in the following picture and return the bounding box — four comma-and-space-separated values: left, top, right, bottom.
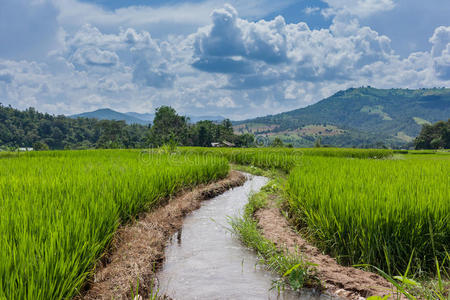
81, 171, 246, 300
255, 205, 396, 299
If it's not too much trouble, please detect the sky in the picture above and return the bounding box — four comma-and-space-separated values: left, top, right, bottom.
0, 0, 449, 120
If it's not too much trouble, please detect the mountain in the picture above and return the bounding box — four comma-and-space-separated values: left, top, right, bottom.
71, 109, 149, 125
125, 112, 154, 122
71, 109, 225, 125
234, 87, 450, 148
188, 115, 225, 123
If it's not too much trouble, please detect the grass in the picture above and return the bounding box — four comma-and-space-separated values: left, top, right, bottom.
229, 176, 320, 292
0, 150, 228, 300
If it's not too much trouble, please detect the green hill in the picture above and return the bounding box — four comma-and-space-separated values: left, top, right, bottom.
71, 108, 149, 125
234, 87, 450, 148
72, 109, 226, 125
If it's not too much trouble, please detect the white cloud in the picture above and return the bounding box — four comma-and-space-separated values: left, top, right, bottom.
304, 7, 321, 15
51, 0, 297, 38
322, 0, 396, 18
0, 2, 449, 120
429, 26, 450, 80
71, 47, 119, 68
209, 96, 237, 108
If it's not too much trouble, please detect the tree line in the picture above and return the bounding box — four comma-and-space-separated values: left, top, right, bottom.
0, 104, 255, 150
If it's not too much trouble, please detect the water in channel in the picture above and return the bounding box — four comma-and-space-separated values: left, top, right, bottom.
157, 173, 330, 300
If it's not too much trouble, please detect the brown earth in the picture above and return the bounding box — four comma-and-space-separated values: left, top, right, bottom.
79, 171, 246, 300
255, 205, 398, 300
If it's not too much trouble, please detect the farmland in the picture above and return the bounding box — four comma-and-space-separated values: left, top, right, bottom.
287, 156, 449, 274
0, 150, 228, 299
0, 147, 448, 299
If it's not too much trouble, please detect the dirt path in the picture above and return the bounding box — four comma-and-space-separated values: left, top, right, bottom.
255, 205, 396, 299
80, 171, 246, 300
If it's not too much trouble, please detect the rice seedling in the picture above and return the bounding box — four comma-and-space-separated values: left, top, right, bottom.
287, 156, 450, 275
0, 150, 228, 299
180, 147, 393, 172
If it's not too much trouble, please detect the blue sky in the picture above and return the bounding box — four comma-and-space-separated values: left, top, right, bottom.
0, 0, 449, 120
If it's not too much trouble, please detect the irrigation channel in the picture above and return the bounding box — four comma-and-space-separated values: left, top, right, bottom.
157, 173, 332, 299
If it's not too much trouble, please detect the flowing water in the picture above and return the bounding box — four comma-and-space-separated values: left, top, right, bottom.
157, 173, 332, 300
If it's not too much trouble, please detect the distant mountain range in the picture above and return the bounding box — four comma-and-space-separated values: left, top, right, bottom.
70, 108, 225, 125
234, 87, 450, 148
69, 87, 450, 148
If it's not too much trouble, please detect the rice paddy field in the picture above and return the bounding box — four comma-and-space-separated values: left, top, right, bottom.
287, 156, 450, 275
0, 147, 448, 299
185, 147, 449, 276
0, 150, 228, 300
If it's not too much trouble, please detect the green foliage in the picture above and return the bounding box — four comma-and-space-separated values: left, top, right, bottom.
287, 156, 450, 275
0, 104, 149, 149
230, 188, 319, 291
0, 150, 229, 299
189, 119, 249, 147
271, 137, 284, 147
414, 119, 450, 149
314, 137, 321, 148
147, 106, 189, 147
33, 141, 49, 151
0, 104, 254, 150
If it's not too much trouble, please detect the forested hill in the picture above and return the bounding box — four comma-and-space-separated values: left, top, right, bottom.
0, 104, 251, 150
234, 87, 450, 148
0, 105, 149, 149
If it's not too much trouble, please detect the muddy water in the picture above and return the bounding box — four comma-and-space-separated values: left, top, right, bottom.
157, 173, 330, 300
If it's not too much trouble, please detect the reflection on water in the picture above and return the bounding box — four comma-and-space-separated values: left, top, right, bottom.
157, 173, 332, 300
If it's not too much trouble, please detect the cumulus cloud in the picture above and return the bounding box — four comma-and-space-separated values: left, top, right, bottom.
429, 26, 450, 79
60, 24, 176, 87
433, 44, 450, 80
430, 26, 450, 57
193, 4, 289, 74
1, 2, 449, 120
191, 4, 396, 87
209, 96, 237, 108
71, 47, 119, 68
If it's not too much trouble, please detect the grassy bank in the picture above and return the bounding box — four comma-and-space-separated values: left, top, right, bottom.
229, 168, 320, 292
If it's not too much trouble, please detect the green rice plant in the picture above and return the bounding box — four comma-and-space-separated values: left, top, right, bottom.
0, 150, 228, 300
180, 147, 393, 172
287, 156, 450, 275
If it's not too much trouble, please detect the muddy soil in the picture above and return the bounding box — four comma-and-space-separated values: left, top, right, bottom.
81, 171, 246, 300
255, 205, 396, 299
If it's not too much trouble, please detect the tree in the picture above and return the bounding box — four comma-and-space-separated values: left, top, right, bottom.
33, 141, 49, 151
314, 137, 321, 148
234, 133, 254, 147
414, 119, 450, 149
148, 106, 188, 147
96, 120, 127, 149
271, 137, 284, 147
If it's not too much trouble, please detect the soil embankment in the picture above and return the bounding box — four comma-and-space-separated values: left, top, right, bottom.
81, 171, 246, 300
256, 205, 395, 299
